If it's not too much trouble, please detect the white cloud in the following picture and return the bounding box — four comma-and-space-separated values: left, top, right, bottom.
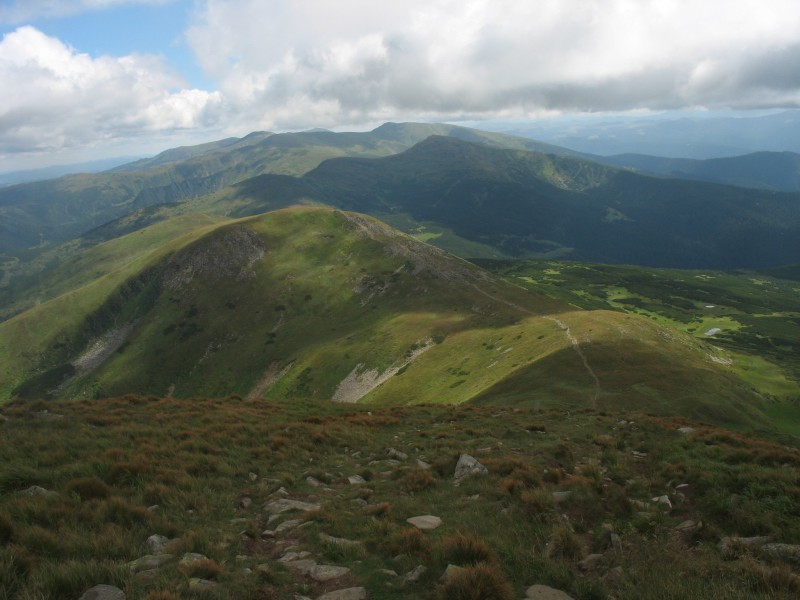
185, 0, 800, 131
0, 26, 222, 157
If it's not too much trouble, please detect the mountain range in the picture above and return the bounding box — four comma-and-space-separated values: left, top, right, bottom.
2, 121, 800, 600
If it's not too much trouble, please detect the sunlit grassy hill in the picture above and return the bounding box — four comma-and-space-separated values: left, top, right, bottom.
0, 207, 771, 431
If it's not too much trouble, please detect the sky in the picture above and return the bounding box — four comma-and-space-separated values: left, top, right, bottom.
2, 0, 800, 170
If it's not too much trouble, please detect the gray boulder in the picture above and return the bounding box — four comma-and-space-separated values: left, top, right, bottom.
453, 454, 488, 482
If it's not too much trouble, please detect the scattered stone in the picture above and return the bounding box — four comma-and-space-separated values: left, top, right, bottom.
651, 495, 672, 510
348, 475, 367, 485
275, 519, 303, 534
188, 578, 218, 592
631, 451, 647, 460
180, 553, 209, 567
146, 534, 174, 554
719, 536, 771, 559
240, 497, 253, 509
129, 554, 174, 573
416, 459, 431, 470
403, 565, 427, 584
310, 564, 351, 582
763, 543, 800, 565
261, 529, 276, 538
453, 454, 488, 482
306, 476, 321, 487
280, 550, 312, 562
629, 499, 649, 510
78, 584, 126, 600
525, 584, 576, 599
378, 569, 399, 577
387, 447, 408, 460
677, 426, 696, 434
21, 485, 58, 498
610, 533, 622, 553
317, 587, 367, 600
674, 520, 699, 532
272, 487, 290, 497
319, 533, 363, 548
441, 564, 466, 580
578, 553, 604, 571
133, 569, 159, 581
248, 472, 258, 481
284, 559, 317, 575
264, 499, 321, 514
406, 515, 442, 530
552, 491, 572, 503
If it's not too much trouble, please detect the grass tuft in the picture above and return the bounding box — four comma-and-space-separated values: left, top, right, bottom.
436, 562, 515, 600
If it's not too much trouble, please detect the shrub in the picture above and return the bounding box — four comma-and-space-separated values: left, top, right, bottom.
399, 468, 436, 494
441, 532, 496, 566
65, 477, 111, 501
399, 527, 430, 557
181, 558, 222, 580
437, 562, 514, 600
547, 524, 582, 560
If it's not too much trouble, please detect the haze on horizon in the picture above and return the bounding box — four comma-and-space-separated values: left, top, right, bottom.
2, 0, 800, 171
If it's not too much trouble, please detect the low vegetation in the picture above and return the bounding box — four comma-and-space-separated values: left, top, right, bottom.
2, 395, 800, 599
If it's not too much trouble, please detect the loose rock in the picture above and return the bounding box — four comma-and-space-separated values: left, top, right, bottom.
264, 499, 321, 514
146, 534, 174, 554
78, 585, 126, 600
763, 543, 800, 565
310, 564, 351, 582
526, 584, 576, 600
403, 565, 427, 584
453, 454, 488, 482
317, 588, 367, 600
406, 515, 442, 530
129, 554, 174, 573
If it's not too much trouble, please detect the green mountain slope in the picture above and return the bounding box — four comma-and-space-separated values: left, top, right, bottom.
221, 136, 800, 268
0, 123, 574, 257
1, 208, 769, 430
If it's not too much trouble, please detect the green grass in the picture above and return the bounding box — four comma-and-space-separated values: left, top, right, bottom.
479, 259, 800, 404
2, 396, 800, 599
1, 208, 775, 437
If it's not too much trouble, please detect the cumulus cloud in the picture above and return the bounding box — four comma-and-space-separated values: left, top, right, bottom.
0, 26, 222, 156
185, 0, 800, 131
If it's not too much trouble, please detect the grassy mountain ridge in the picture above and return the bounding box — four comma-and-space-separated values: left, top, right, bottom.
0, 207, 770, 431
215, 135, 800, 268
0, 123, 577, 258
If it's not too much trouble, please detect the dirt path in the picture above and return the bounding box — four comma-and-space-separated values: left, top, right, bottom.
544, 316, 601, 409
467, 280, 602, 407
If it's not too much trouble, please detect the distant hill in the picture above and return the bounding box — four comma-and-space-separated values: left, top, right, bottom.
0, 207, 767, 429
596, 151, 800, 192
216, 136, 800, 269
0, 123, 576, 256
0, 156, 143, 187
